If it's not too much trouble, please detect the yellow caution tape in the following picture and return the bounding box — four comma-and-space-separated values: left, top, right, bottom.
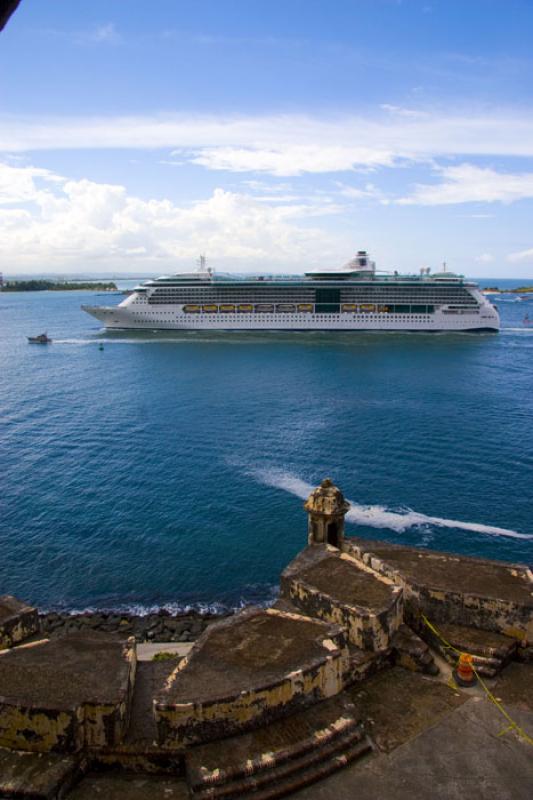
421, 615, 533, 748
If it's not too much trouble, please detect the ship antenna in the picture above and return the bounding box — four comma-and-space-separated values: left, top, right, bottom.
197, 254, 207, 272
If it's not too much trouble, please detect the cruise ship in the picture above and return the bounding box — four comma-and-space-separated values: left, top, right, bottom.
82, 252, 499, 332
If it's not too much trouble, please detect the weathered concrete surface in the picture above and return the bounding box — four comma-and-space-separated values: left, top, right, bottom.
294, 695, 533, 800
345, 537, 533, 642
281, 546, 402, 652
0, 745, 82, 799
69, 773, 189, 799
155, 607, 348, 747
0, 632, 136, 753
351, 666, 467, 752
0, 595, 39, 650
493, 661, 533, 713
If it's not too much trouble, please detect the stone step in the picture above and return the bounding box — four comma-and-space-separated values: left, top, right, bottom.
191, 735, 372, 800
0, 746, 83, 799
68, 772, 189, 800
345, 644, 393, 684
91, 741, 185, 775
432, 645, 502, 677
416, 621, 518, 677
391, 624, 439, 675
185, 693, 371, 799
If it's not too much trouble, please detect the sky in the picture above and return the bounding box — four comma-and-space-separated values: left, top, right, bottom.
1, 0, 533, 278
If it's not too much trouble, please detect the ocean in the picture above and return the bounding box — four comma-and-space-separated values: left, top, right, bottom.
1, 279, 532, 613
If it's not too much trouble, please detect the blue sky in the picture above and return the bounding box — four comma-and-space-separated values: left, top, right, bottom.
1, 0, 533, 277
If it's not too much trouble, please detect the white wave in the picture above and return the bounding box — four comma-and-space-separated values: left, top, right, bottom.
45, 594, 278, 617
251, 467, 533, 540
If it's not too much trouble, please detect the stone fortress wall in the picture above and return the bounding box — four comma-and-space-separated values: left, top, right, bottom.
0, 479, 532, 799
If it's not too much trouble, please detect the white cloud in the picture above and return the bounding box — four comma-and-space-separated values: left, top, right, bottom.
0, 163, 64, 204
507, 248, 533, 263
240, 180, 294, 193
0, 163, 345, 271
334, 181, 388, 203
189, 144, 395, 176
3, 109, 533, 177
379, 104, 430, 119
475, 253, 494, 263
398, 164, 533, 205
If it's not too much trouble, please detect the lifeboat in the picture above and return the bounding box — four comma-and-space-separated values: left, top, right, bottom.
203, 304, 218, 313
360, 304, 375, 312
238, 304, 254, 313
220, 304, 236, 313
183, 305, 201, 313
297, 304, 313, 312
255, 304, 274, 313
341, 304, 357, 313
276, 304, 295, 313
378, 305, 390, 313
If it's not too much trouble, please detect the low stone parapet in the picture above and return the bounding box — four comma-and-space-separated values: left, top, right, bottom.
0, 596, 39, 650
281, 546, 403, 652
343, 538, 533, 644
154, 608, 348, 747
0, 633, 136, 753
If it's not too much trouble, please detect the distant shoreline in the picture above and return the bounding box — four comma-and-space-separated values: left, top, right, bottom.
1, 280, 118, 292
482, 286, 533, 294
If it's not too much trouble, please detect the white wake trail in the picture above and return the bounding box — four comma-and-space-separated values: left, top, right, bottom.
251, 468, 533, 541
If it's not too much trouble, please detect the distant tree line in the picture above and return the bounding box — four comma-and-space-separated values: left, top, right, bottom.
483, 286, 533, 294
1, 280, 118, 292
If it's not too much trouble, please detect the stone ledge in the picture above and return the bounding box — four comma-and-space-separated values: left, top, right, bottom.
281, 546, 403, 652
0, 746, 84, 799
0, 596, 39, 650
0, 632, 136, 753
154, 607, 348, 747
343, 537, 533, 642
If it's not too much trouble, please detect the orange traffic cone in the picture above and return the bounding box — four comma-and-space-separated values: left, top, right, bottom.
453, 652, 477, 687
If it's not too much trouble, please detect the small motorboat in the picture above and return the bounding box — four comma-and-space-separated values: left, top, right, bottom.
27, 333, 52, 344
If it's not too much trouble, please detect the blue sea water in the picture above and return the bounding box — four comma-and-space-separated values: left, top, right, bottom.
1, 281, 532, 613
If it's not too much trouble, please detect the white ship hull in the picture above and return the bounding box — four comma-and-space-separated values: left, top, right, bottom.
82, 303, 499, 332
81, 251, 500, 333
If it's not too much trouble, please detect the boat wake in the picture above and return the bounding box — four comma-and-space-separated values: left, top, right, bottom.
250, 467, 532, 540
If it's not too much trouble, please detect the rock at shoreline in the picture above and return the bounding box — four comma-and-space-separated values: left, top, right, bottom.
39, 610, 231, 643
